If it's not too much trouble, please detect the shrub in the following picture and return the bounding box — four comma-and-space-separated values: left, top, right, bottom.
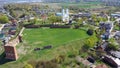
70, 25, 75, 29
28, 60, 37, 68
23, 63, 33, 68
36, 61, 58, 68
52, 55, 65, 64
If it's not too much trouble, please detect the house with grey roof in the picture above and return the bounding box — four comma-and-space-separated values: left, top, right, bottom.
99, 22, 114, 40
114, 31, 120, 40
110, 51, 120, 59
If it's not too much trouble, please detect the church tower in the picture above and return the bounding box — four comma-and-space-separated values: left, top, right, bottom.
4, 38, 19, 60
4, 45, 18, 60
62, 9, 69, 23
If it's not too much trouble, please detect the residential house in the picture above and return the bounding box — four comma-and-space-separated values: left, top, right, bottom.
71, 12, 91, 20
95, 64, 108, 68
97, 41, 109, 51
78, 12, 91, 18
111, 13, 120, 18
99, 12, 107, 18
114, 31, 120, 40
99, 22, 113, 40
102, 55, 120, 68
76, 56, 95, 68
0, 7, 5, 13
110, 51, 120, 59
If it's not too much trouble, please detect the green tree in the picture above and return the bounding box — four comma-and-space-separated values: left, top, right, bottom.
108, 38, 119, 50
48, 15, 61, 24
98, 17, 108, 22
0, 15, 9, 24
110, 17, 116, 21
108, 43, 119, 51
9, 9, 17, 18
75, 18, 83, 25
85, 35, 98, 48
29, 18, 37, 24
91, 14, 99, 25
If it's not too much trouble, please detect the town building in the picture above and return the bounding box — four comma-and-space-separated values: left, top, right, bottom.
114, 31, 120, 40
111, 13, 120, 18
0, 7, 5, 13
110, 51, 120, 59
102, 55, 120, 68
97, 41, 109, 51
99, 22, 114, 40
95, 64, 108, 68
103, 0, 120, 6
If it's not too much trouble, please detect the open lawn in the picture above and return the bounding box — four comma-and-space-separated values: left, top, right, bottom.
0, 28, 89, 68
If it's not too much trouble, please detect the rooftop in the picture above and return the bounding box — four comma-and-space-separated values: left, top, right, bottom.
105, 55, 120, 66
110, 51, 120, 59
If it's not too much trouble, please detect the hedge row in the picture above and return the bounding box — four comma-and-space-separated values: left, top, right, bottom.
24, 24, 80, 29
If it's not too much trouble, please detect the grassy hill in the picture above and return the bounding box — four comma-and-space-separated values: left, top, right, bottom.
0, 28, 89, 68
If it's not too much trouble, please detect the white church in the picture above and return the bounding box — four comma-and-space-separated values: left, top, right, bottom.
62, 9, 70, 23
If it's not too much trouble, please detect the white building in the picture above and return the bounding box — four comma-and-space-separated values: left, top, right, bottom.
62, 9, 69, 23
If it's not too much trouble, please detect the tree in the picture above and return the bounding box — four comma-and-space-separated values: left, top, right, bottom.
108, 38, 119, 50
87, 29, 93, 36
0, 15, 9, 24
29, 18, 37, 24
75, 18, 83, 25
91, 14, 99, 25
9, 9, 17, 18
85, 35, 98, 48
91, 14, 97, 20
108, 43, 119, 51
36, 61, 58, 68
110, 17, 116, 21
48, 15, 61, 24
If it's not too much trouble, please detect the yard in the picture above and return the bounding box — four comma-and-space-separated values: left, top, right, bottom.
0, 28, 89, 68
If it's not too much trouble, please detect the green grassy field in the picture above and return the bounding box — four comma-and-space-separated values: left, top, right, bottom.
59, 2, 103, 9
0, 28, 89, 68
